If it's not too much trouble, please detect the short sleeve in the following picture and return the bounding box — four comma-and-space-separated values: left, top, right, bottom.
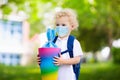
73, 39, 83, 57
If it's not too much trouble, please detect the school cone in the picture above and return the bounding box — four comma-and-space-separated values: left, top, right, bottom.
38, 48, 60, 80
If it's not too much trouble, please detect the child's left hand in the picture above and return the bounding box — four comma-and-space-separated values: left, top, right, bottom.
53, 53, 64, 66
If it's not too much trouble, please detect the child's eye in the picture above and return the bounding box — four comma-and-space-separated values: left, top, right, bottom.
56, 24, 59, 26
62, 24, 66, 26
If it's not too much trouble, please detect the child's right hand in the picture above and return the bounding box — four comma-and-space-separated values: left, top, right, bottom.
37, 54, 41, 65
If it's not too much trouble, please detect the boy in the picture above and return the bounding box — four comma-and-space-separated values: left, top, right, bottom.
38, 9, 83, 80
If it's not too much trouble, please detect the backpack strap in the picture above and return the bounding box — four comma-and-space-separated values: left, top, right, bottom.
53, 36, 58, 43
67, 35, 75, 58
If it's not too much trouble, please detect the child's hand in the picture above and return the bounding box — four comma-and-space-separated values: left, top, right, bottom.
37, 54, 41, 65
53, 53, 64, 66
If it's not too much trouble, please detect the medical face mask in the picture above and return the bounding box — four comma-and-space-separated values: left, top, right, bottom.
56, 26, 69, 37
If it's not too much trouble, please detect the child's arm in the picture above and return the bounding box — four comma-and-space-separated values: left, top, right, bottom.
62, 56, 80, 65
53, 53, 80, 66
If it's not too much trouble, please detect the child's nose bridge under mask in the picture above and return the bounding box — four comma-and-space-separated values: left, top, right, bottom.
55, 26, 69, 37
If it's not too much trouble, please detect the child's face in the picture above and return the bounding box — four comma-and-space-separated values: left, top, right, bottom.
55, 16, 73, 38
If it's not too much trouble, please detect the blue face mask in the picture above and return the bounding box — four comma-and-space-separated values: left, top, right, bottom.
56, 26, 69, 37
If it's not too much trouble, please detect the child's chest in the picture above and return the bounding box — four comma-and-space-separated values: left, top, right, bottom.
55, 39, 70, 59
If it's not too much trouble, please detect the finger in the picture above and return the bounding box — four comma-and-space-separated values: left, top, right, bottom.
53, 58, 58, 62
53, 61, 59, 65
55, 64, 59, 66
38, 62, 40, 65
37, 56, 41, 59
37, 58, 41, 62
37, 58, 41, 60
37, 61, 40, 64
37, 54, 40, 57
37, 58, 41, 61
53, 61, 58, 64
37, 60, 41, 62
54, 56, 59, 59
53, 62, 59, 66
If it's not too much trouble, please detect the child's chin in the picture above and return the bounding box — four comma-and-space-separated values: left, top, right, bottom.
59, 35, 69, 39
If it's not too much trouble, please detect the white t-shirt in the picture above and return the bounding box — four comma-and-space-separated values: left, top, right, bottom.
55, 36, 83, 80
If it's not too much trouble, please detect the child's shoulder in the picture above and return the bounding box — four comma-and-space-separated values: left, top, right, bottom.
68, 35, 80, 44
74, 39, 80, 44
70, 36, 80, 46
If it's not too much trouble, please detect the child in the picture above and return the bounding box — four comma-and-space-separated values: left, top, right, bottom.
38, 8, 83, 80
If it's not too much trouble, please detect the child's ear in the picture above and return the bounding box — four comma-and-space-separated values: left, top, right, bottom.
71, 25, 74, 30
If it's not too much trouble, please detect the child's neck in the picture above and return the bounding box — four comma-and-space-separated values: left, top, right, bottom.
59, 35, 69, 40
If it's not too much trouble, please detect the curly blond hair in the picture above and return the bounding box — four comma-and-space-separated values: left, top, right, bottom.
55, 8, 79, 29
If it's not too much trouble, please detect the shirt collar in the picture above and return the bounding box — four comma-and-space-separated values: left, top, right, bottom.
57, 36, 69, 41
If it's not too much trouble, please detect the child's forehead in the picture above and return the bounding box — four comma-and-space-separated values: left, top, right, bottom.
56, 16, 70, 23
